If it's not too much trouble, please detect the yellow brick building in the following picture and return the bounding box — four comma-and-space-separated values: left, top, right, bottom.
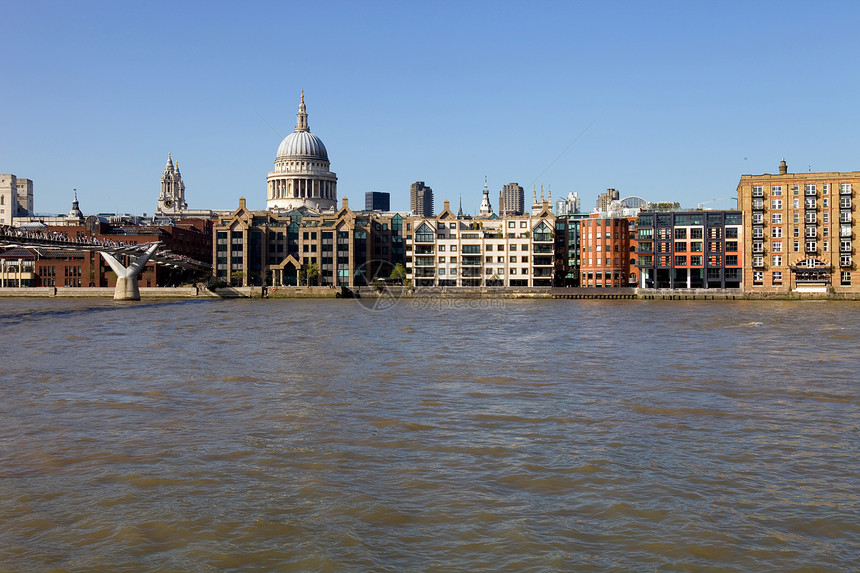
737, 160, 860, 293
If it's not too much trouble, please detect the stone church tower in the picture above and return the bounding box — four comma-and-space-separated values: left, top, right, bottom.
156, 153, 187, 215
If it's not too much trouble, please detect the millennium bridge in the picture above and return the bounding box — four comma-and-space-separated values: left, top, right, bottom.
0, 228, 211, 300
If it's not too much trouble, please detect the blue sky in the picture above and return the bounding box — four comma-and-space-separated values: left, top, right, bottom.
2, 0, 860, 216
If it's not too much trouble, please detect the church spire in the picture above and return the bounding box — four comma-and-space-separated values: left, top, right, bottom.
165, 153, 174, 171
295, 91, 309, 132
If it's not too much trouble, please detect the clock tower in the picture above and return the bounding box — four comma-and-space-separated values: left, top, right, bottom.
157, 153, 188, 215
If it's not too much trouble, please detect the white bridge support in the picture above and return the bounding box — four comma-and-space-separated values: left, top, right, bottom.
100, 244, 160, 301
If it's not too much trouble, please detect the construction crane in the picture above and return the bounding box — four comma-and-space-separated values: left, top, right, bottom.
697, 196, 737, 210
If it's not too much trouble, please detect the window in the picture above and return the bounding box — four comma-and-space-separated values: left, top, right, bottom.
674, 242, 687, 252
772, 255, 782, 266
793, 240, 800, 252
772, 199, 782, 209
793, 185, 799, 196
805, 184, 817, 195
771, 185, 783, 196
438, 245, 446, 251
690, 228, 703, 239
438, 256, 445, 263
438, 268, 445, 275
772, 271, 782, 284
793, 212, 800, 223
725, 228, 738, 239
841, 271, 851, 285
521, 256, 528, 263
497, 244, 505, 251
674, 228, 687, 239
772, 213, 782, 224
823, 198, 829, 208
806, 241, 818, 252
771, 241, 782, 252
674, 255, 687, 266
753, 271, 764, 284
510, 256, 517, 263
752, 185, 764, 197
772, 227, 783, 238
752, 228, 764, 239
436, 222, 445, 229
726, 255, 738, 266
520, 221, 527, 228
415, 223, 434, 242
793, 198, 800, 209
805, 212, 817, 223
508, 221, 515, 228
690, 255, 703, 266
510, 268, 516, 275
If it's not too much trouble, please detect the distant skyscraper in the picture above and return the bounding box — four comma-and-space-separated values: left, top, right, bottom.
556, 191, 581, 215
410, 181, 434, 216
500, 182, 525, 216
365, 191, 390, 211
597, 188, 620, 212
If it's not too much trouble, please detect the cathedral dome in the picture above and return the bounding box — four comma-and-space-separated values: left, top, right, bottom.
275, 91, 329, 161
276, 130, 328, 161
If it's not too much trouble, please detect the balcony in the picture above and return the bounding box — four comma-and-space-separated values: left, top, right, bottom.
751, 199, 765, 210
804, 201, 818, 210
805, 188, 818, 196
840, 229, 854, 239
414, 257, 435, 267
752, 257, 765, 268
840, 185, 853, 195
461, 256, 483, 267
533, 269, 553, 278
532, 244, 554, 254
413, 268, 435, 278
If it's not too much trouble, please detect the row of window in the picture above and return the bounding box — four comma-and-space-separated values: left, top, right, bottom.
751, 183, 852, 197
752, 270, 852, 286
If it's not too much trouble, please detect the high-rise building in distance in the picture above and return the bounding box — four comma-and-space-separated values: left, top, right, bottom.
365, 192, 390, 211
597, 188, 620, 212
499, 182, 524, 216
410, 181, 434, 216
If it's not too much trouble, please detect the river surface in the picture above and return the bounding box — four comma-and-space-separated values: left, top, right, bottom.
0, 297, 858, 571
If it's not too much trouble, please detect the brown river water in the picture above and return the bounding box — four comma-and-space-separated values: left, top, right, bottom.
0, 297, 858, 571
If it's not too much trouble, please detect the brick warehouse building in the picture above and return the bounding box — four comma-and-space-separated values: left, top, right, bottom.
737, 160, 860, 293
635, 210, 743, 289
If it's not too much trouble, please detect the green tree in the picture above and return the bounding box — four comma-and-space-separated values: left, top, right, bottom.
230, 270, 244, 286
389, 263, 407, 283
301, 262, 320, 286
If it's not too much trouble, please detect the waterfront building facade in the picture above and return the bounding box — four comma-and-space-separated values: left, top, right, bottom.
213, 197, 405, 287
405, 199, 555, 287
737, 160, 860, 293
554, 212, 591, 286
266, 93, 338, 212
578, 213, 638, 288
635, 210, 743, 289
410, 181, 434, 217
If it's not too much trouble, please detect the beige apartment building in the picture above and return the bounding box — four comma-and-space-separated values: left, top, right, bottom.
405, 200, 555, 287
737, 159, 860, 293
